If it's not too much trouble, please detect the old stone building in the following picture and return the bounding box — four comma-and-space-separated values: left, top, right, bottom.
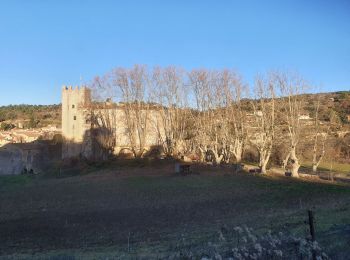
61, 86, 163, 159
61, 86, 92, 158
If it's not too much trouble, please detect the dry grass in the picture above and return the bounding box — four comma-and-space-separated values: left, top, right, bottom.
0, 163, 349, 259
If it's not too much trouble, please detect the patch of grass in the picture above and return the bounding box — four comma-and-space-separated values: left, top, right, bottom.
122, 171, 350, 199
302, 160, 350, 174
0, 174, 32, 190
123, 174, 227, 191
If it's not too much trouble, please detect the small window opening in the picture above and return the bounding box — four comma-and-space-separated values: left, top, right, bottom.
72, 104, 75, 108
73, 116, 77, 120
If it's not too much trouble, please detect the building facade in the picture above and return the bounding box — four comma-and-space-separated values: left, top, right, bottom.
61, 86, 93, 159
61, 86, 163, 159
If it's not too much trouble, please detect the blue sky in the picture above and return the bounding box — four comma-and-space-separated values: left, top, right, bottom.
0, 0, 349, 105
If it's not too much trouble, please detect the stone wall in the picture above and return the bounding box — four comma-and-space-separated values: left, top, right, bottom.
0, 146, 24, 175
0, 142, 61, 175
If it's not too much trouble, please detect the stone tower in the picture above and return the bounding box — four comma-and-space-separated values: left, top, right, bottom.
61, 86, 92, 159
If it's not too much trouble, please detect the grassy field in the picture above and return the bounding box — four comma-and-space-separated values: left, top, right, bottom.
0, 162, 350, 259
301, 160, 350, 174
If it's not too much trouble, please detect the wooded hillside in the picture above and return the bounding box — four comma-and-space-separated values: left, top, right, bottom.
0, 104, 61, 129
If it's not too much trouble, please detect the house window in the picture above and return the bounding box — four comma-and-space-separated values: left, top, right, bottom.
73, 116, 77, 120
72, 105, 75, 108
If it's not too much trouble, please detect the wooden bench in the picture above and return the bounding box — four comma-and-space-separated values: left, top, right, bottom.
180, 164, 191, 174
249, 168, 262, 174
175, 163, 191, 175
285, 171, 292, 177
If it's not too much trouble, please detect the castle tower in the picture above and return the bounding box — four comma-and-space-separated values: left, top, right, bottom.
61, 86, 92, 159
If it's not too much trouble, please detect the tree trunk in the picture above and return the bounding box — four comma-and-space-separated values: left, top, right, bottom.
214, 152, 224, 165
231, 141, 243, 163
198, 146, 207, 162
259, 150, 271, 174
282, 152, 290, 170
312, 158, 323, 173
260, 155, 268, 174
235, 152, 242, 163
214, 155, 224, 165
261, 162, 267, 174
312, 146, 318, 172
290, 146, 300, 177
312, 139, 325, 173
291, 163, 300, 177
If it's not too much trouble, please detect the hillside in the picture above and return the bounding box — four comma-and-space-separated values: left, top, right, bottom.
303, 91, 350, 124
0, 91, 349, 127
0, 104, 61, 129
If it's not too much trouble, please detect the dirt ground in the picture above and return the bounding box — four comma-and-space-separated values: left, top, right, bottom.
0, 162, 350, 259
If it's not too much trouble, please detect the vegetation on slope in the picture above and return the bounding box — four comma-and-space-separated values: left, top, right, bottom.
0, 104, 61, 128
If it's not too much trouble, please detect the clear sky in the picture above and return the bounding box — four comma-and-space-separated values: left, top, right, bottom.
0, 0, 349, 105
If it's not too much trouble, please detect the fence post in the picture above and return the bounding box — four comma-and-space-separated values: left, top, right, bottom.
308, 210, 316, 260
308, 210, 315, 241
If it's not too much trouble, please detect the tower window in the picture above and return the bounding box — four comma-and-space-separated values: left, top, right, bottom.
73, 116, 77, 120
72, 105, 75, 108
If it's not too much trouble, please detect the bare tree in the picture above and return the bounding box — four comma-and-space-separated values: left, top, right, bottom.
275, 72, 306, 177
251, 74, 275, 174
207, 70, 233, 164
223, 71, 247, 164
88, 65, 326, 174
112, 65, 150, 158
89, 76, 117, 160
150, 66, 189, 157
188, 69, 216, 163
188, 69, 245, 164
311, 97, 329, 172
188, 69, 226, 164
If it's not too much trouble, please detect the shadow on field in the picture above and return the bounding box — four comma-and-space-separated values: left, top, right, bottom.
1, 161, 350, 258
1, 126, 350, 258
